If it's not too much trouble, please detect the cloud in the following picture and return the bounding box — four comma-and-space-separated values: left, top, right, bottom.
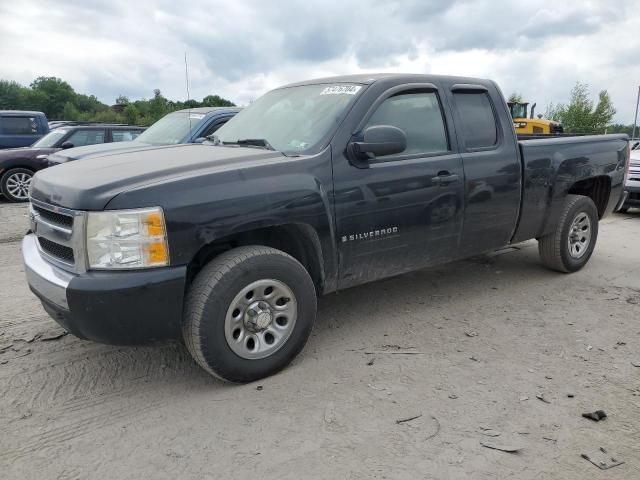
0, 0, 639, 122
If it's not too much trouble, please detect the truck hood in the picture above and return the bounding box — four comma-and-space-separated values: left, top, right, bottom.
30, 144, 285, 210
47, 141, 152, 163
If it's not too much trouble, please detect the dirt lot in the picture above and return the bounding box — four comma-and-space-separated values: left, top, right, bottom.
1, 201, 639, 479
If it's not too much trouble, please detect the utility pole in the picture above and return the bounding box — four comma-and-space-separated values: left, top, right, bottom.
632, 85, 640, 140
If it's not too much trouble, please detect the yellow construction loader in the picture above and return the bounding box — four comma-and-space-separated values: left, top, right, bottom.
508, 102, 563, 135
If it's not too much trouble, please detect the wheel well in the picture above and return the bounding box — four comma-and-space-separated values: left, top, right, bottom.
567, 176, 610, 218
187, 224, 325, 293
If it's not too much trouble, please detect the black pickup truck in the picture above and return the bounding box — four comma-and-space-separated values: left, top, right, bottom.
23, 74, 629, 382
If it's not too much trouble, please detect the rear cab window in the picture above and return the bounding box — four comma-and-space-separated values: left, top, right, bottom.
0, 116, 40, 135
452, 92, 498, 149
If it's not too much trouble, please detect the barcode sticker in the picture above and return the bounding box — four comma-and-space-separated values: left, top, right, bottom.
320, 85, 362, 95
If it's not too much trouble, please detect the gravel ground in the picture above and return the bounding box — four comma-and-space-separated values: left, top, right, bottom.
1, 201, 639, 479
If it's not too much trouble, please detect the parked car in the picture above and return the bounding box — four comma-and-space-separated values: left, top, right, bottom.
24, 74, 628, 382
0, 111, 49, 149
0, 123, 145, 202
46, 107, 240, 166
619, 148, 640, 212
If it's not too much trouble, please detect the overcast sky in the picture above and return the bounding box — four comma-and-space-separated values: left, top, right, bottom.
1, 0, 639, 122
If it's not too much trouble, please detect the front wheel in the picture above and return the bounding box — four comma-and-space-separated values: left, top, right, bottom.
1, 168, 33, 202
538, 194, 599, 273
183, 246, 317, 383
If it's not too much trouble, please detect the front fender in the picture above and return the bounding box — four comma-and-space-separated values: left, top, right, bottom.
106, 150, 338, 290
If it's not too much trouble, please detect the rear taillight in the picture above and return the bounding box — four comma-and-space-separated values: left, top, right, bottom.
624, 147, 630, 184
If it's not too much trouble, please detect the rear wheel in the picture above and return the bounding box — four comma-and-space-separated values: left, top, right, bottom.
183, 246, 317, 383
538, 194, 599, 273
1, 168, 33, 202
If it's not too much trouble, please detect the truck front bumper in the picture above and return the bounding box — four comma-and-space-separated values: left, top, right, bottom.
23, 234, 187, 345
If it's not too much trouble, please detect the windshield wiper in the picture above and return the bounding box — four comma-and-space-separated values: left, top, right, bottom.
225, 138, 275, 151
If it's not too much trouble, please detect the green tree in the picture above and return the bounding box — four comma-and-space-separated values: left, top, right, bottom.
546, 82, 616, 134
75, 93, 107, 114
123, 104, 140, 125
507, 92, 523, 103
149, 89, 168, 121
0, 80, 28, 110
62, 101, 80, 120
30, 76, 76, 118
202, 94, 235, 107
0, 76, 236, 125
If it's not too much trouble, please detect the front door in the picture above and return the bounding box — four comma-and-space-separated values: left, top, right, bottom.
332, 86, 465, 289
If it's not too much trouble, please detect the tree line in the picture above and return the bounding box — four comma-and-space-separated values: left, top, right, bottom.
0, 77, 235, 126
510, 82, 637, 135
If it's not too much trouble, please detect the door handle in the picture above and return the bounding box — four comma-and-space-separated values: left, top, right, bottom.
432, 172, 459, 185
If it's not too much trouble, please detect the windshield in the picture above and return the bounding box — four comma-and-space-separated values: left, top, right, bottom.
32, 129, 68, 148
215, 84, 364, 154
509, 103, 527, 119
136, 111, 205, 145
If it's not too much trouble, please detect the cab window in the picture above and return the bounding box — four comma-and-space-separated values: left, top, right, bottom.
452, 93, 498, 149
364, 92, 449, 159
1, 116, 38, 134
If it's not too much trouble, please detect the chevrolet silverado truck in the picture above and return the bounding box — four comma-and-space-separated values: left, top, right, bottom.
23, 74, 629, 383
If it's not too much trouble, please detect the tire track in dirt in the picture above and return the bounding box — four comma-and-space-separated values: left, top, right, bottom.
0, 343, 201, 464
1, 342, 194, 412
0, 394, 162, 462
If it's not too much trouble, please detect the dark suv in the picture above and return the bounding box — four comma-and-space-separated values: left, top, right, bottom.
0, 123, 145, 202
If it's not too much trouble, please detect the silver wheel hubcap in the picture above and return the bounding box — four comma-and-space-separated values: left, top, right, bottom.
568, 212, 591, 259
5, 172, 32, 200
224, 279, 297, 360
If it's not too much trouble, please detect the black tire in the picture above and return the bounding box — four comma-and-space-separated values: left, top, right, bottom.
1, 167, 33, 202
538, 194, 599, 273
617, 206, 629, 213
183, 246, 317, 383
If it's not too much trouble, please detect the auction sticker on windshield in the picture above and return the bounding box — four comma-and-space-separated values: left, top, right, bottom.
320, 85, 362, 95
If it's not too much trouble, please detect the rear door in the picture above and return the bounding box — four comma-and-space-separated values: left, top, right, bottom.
333, 84, 465, 288
444, 83, 521, 255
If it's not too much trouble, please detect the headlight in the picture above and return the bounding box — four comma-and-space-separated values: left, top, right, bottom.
86, 207, 169, 269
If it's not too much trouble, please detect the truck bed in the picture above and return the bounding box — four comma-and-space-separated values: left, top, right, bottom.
511, 134, 628, 243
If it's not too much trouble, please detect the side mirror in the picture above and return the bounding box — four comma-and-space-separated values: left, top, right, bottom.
348, 125, 407, 167
193, 137, 206, 144
60, 141, 74, 149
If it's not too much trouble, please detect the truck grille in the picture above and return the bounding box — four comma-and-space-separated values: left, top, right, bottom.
30, 198, 86, 272
38, 237, 75, 263
33, 205, 74, 227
